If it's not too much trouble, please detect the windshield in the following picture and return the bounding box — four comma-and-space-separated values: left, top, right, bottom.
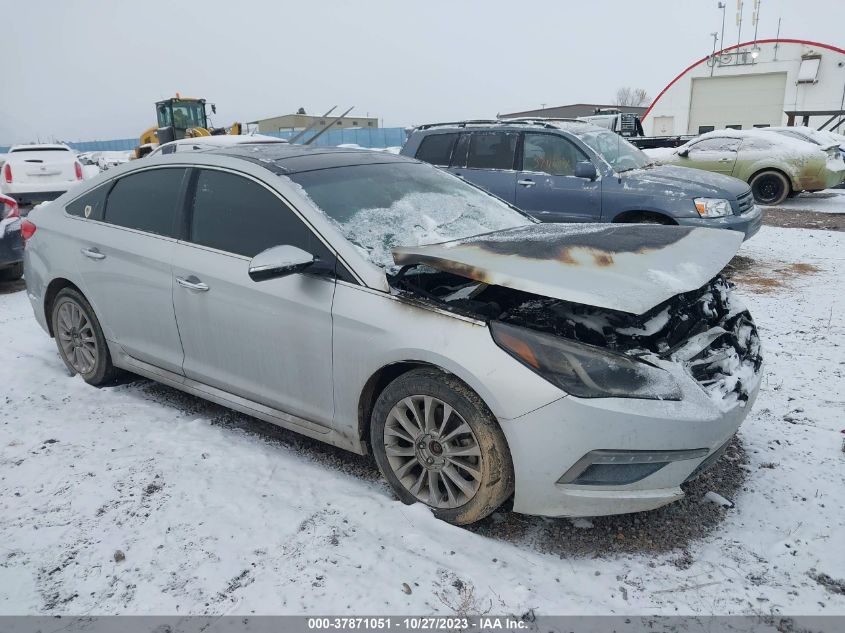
158, 100, 207, 129
576, 129, 651, 172
289, 161, 532, 269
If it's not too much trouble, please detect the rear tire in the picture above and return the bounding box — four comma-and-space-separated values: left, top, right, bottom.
370, 368, 514, 525
750, 171, 790, 205
50, 288, 118, 386
0, 262, 23, 281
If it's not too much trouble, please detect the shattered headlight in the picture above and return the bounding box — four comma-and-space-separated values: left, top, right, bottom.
490, 321, 682, 400
694, 197, 732, 218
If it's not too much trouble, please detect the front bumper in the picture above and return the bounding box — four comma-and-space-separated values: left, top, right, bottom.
675, 204, 762, 241
499, 379, 758, 518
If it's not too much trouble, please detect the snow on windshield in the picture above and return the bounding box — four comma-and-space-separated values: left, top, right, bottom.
288, 162, 531, 269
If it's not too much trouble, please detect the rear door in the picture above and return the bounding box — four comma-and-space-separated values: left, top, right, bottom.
171, 168, 336, 426
514, 132, 602, 222
71, 167, 187, 373
8, 148, 78, 187
448, 131, 518, 203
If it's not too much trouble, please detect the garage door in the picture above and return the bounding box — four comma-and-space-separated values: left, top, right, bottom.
688, 73, 787, 134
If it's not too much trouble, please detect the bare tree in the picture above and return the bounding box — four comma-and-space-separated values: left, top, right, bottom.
614, 86, 651, 107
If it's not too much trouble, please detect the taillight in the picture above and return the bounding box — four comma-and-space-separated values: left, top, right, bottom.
2, 163, 11, 183
74, 161, 83, 180
21, 218, 36, 242
1, 197, 19, 219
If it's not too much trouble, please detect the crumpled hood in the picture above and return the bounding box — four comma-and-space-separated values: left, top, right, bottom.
392, 223, 743, 315
622, 164, 750, 198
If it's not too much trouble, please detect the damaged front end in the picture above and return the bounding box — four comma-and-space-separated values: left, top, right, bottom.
390, 269, 762, 409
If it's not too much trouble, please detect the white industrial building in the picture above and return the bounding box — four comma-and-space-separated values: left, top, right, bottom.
642, 39, 845, 136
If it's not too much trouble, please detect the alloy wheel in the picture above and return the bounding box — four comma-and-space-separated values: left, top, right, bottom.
56, 300, 98, 374
383, 395, 482, 509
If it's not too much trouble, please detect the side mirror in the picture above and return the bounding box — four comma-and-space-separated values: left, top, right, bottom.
574, 161, 597, 180
248, 245, 316, 281
677, 147, 689, 157
211, 103, 217, 114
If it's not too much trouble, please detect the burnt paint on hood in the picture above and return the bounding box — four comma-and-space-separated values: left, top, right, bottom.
392, 223, 744, 315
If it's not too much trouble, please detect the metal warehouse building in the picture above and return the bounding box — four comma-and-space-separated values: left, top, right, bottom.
642, 39, 845, 136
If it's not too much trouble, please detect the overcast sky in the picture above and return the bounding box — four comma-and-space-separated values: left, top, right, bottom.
1, 0, 842, 145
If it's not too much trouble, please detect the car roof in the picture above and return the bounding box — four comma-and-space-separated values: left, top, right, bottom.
205, 144, 417, 174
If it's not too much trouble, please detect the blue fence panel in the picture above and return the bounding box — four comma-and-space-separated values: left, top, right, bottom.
1, 127, 409, 155
272, 127, 407, 148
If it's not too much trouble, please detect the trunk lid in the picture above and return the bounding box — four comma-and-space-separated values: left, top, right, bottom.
8, 149, 78, 185
392, 223, 743, 315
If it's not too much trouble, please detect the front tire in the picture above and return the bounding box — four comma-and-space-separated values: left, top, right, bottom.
750, 170, 790, 205
50, 288, 118, 386
370, 368, 514, 525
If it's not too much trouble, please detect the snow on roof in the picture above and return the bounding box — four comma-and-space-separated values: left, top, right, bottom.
686, 128, 823, 154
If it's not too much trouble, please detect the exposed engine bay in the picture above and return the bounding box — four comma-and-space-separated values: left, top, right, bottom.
390, 267, 762, 407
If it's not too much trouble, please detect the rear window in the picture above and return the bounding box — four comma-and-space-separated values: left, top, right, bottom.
466, 132, 518, 170
104, 168, 186, 237
414, 133, 458, 166
10, 147, 70, 153
66, 183, 110, 221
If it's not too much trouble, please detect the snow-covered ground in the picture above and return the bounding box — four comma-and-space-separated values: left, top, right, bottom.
0, 226, 843, 616
761, 188, 845, 214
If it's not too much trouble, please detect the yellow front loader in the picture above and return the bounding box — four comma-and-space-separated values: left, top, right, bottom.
135, 95, 242, 158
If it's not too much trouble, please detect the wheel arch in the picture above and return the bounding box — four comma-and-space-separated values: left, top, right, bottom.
43, 278, 84, 338
356, 360, 503, 453
748, 166, 795, 191
612, 210, 678, 225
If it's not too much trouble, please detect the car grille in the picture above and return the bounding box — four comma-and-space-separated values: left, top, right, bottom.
735, 191, 755, 215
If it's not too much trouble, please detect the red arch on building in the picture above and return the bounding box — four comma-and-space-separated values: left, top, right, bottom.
642, 38, 845, 121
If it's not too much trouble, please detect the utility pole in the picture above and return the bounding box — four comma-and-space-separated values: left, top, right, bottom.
710, 31, 719, 76
736, 0, 744, 64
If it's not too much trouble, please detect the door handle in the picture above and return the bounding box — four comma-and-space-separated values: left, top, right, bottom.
517, 179, 536, 187
718, 158, 731, 162
80, 247, 105, 260
176, 276, 210, 292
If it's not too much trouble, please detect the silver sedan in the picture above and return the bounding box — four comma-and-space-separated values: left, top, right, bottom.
22, 146, 762, 525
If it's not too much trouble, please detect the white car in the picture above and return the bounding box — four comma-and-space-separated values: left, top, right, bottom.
1, 144, 84, 204
146, 134, 287, 157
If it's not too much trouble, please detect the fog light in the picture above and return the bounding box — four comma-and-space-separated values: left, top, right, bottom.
558, 448, 709, 486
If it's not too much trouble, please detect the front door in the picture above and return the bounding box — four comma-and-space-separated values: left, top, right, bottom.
71, 167, 187, 374
171, 168, 336, 426
514, 132, 602, 222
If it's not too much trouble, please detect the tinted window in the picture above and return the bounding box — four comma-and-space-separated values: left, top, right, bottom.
466, 132, 518, 170
522, 133, 588, 176
66, 183, 110, 221
414, 133, 458, 166
104, 168, 186, 236
189, 169, 335, 261
450, 134, 469, 168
